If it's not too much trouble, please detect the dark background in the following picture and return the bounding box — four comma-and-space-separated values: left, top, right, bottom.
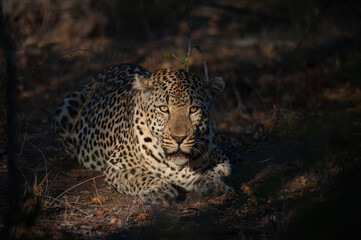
1, 0, 361, 239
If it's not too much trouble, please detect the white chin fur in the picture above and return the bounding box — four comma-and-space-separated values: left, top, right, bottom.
168, 153, 189, 166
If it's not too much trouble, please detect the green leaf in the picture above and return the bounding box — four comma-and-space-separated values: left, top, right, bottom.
192, 45, 203, 53
164, 52, 172, 58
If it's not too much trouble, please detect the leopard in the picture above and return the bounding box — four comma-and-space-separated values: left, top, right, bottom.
51, 63, 233, 204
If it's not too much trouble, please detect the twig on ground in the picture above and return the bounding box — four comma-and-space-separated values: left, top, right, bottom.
17, 134, 27, 162
46, 172, 59, 191
93, 178, 100, 199
64, 197, 68, 223
70, 196, 80, 215
37, 195, 90, 216
33, 171, 50, 196
17, 134, 31, 194
27, 141, 49, 193
46, 175, 104, 209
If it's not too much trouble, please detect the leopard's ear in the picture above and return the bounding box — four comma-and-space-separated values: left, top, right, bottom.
133, 74, 154, 101
204, 77, 225, 101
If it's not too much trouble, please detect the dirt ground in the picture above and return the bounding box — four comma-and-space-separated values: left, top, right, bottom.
1, 0, 361, 239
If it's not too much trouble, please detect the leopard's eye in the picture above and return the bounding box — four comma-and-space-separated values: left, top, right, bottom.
159, 105, 169, 113
190, 106, 199, 114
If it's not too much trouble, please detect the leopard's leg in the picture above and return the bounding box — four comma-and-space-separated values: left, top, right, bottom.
104, 157, 178, 204
194, 146, 234, 197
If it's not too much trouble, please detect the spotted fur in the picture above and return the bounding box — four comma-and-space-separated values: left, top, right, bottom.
52, 63, 233, 204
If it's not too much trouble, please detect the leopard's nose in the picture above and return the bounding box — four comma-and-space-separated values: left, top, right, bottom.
171, 134, 187, 144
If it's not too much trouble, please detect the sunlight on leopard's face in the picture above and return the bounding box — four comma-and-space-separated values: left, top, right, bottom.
133, 69, 225, 166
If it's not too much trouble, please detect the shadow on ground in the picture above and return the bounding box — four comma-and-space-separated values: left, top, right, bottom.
1, 0, 361, 239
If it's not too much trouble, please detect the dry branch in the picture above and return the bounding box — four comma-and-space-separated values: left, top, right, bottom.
46, 175, 104, 209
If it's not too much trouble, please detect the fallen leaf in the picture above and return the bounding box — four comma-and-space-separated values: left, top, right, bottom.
88, 197, 102, 204
137, 212, 151, 220
110, 217, 122, 226
241, 184, 252, 194
300, 176, 307, 185
94, 210, 106, 215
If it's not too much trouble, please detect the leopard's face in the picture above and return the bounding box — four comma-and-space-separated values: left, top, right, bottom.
134, 68, 224, 166
145, 84, 210, 166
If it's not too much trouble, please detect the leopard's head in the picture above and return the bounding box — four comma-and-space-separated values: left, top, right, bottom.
133, 68, 224, 166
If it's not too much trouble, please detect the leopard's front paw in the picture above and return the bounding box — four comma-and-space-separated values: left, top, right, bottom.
139, 184, 179, 205
196, 177, 234, 197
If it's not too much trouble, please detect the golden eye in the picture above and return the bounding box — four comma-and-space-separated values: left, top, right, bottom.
190, 106, 199, 114
159, 105, 169, 113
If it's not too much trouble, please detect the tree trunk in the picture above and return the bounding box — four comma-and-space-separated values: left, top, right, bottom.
1, 3, 21, 239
